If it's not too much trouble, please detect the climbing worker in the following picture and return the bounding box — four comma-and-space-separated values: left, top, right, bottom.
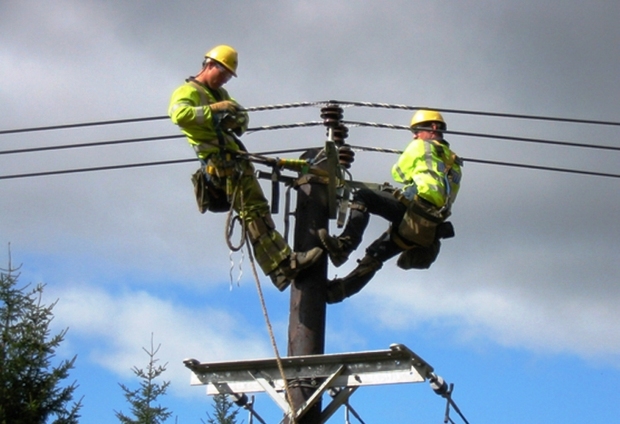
318, 110, 462, 303
168, 45, 323, 291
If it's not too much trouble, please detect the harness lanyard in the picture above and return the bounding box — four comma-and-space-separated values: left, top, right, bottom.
187, 79, 240, 199
186, 79, 227, 149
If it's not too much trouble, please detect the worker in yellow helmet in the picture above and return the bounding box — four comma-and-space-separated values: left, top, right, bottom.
168, 45, 322, 291
318, 110, 462, 303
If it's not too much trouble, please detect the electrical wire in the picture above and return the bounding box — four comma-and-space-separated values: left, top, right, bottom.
0, 134, 184, 155
0, 115, 168, 135
348, 145, 620, 179
342, 120, 620, 152
3, 121, 619, 156
0, 158, 194, 180
1, 101, 619, 180
333, 100, 620, 127
2, 152, 620, 181
3, 100, 620, 136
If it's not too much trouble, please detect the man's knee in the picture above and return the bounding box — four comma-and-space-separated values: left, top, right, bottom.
351, 188, 375, 207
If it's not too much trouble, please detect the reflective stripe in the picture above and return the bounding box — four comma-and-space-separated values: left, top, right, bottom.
169, 102, 206, 126
423, 140, 435, 173
393, 165, 410, 183
194, 106, 205, 125
168, 101, 192, 115
185, 81, 211, 126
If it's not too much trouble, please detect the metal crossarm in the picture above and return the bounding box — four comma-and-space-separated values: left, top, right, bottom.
183, 343, 434, 408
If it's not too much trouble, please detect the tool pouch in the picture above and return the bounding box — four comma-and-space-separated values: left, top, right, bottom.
398, 196, 444, 248
191, 169, 231, 213
396, 241, 441, 270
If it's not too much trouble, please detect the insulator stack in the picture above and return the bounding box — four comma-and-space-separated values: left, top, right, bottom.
321, 104, 349, 149
320, 104, 343, 128
332, 124, 349, 145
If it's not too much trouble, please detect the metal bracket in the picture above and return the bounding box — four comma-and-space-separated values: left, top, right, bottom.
325, 140, 340, 219
183, 343, 435, 421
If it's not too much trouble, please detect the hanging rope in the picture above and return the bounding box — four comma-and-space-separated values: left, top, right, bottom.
224, 183, 246, 252
223, 182, 246, 289
225, 172, 297, 422
244, 233, 297, 424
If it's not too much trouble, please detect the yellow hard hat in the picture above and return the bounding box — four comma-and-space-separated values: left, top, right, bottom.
205, 45, 238, 77
410, 109, 446, 130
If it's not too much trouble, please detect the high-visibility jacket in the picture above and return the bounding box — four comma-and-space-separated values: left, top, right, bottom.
168, 78, 249, 159
391, 137, 462, 210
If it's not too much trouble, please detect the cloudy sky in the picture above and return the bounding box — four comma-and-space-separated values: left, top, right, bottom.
1, 1, 619, 423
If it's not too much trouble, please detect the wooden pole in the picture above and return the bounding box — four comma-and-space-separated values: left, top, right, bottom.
286, 150, 329, 424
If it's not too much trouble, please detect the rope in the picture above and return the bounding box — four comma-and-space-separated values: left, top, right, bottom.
228, 243, 244, 291
224, 182, 246, 252
224, 182, 246, 290
228, 176, 296, 422
244, 233, 297, 424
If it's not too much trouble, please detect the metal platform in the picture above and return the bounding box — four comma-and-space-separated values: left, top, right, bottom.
184, 343, 435, 423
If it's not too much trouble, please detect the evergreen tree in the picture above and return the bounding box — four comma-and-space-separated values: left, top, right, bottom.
203, 394, 240, 424
115, 336, 172, 424
0, 259, 82, 424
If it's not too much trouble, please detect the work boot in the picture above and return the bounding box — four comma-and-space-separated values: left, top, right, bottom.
318, 228, 353, 267
269, 247, 324, 291
325, 255, 383, 304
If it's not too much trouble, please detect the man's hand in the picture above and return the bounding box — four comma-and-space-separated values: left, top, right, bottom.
220, 113, 247, 135
209, 100, 238, 114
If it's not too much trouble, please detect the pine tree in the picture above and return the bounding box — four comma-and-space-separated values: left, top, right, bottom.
203, 393, 240, 424
0, 258, 82, 424
115, 335, 172, 424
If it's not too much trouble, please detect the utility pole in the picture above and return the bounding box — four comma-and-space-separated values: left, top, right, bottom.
182, 103, 467, 424
286, 105, 346, 424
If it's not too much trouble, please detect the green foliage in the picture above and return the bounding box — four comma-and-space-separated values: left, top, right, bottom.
115, 336, 172, 424
203, 394, 240, 424
0, 259, 82, 424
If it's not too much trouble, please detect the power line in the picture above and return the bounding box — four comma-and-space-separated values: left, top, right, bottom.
349, 145, 620, 179
462, 158, 620, 179
334, 100, 620, 127
1, 153, 619, 181
2, 102, 618, 180
3, 121, 619, 156
0, 134, 184, 155
0, 116, 168, 135
0, 158, 194, 180
3, 100, 620, 136
343, 121, 620, 152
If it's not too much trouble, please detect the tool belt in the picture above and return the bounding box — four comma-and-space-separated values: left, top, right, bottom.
394, 190, 446, 248
191, 168, 231, 214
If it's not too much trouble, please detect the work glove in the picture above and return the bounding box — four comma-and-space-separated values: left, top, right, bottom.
220, 110, 248, 136
209, 100, 238, 114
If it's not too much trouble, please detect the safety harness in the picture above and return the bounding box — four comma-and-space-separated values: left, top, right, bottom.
186, 79, 250, 213
391, 139, 462, 250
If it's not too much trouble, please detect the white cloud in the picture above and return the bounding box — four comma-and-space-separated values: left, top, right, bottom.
48, 283, 273, 397
354, 264, 620, 365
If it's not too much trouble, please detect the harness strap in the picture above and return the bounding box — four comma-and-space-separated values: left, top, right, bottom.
186, 80, 227, 148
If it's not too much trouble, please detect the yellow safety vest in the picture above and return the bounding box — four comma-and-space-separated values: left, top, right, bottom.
167, 79, 249, 159
392, 138, 462, 210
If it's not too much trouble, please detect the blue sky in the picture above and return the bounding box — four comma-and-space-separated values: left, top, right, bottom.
1, 1, 620, 423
